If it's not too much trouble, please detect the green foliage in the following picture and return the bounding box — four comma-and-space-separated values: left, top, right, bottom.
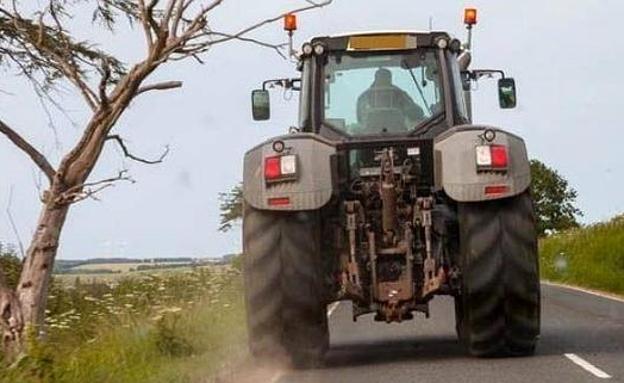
229, 254, 243, 272
530, 159, 582, 235
540, 214, 624, 295
0, 1, 129, 92
0, 267, 247, 383
218, 184, 243, 232
151, 316, 194, 358
10, 328, 57, 381
0, 243, 22, 289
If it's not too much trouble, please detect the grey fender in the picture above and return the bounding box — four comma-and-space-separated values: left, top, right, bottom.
243, 133, 336, 211
434, 125, 531, 202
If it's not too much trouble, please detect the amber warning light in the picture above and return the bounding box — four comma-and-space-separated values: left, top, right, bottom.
464, 8, 478, 26
284, 13, 297, 32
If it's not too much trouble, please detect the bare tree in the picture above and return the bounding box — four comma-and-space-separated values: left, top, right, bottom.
0, 0, 332, 346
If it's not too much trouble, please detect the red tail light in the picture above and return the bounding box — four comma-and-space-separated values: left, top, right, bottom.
264, 156, 281, 180
490, 145, 508, 168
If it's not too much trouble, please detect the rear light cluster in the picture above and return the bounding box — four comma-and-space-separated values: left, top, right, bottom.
264, 154, 298, 182
475, 144, 508, 170
484, 185, 510, 196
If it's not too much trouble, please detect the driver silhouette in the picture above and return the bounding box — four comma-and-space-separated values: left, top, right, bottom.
356, 68, 424, 132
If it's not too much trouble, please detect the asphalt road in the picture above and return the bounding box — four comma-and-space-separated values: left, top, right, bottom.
271, 283, 624, 383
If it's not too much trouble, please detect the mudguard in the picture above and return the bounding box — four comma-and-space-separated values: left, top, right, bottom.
434, 125, 531, 202
243, 133, 336, 211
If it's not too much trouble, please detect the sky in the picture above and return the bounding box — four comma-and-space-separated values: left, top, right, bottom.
1, 0, 623, 260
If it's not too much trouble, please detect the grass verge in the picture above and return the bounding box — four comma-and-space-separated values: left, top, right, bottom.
540, 214, 624, 296
1, 267, 247, 383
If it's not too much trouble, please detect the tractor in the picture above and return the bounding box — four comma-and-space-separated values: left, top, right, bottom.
242, 9, 540, 367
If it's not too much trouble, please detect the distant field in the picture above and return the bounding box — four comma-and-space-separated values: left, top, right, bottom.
71, 261, 189, 273
55, 272, 121, 285
54, 265, 226, 285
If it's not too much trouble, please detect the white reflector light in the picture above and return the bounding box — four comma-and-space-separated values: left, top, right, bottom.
313, 43, 325, 55
475, 145, 492, 166
280, 155, 297, 175
407, 147, 420, 156
302, 43, 313, 55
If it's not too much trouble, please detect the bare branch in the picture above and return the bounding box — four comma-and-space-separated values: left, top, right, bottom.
136, 80, 183, 95
161, 0, 178, 29
138, 0, 155, 47
57, 170, 135, 205
98, 58, 112, 106
5, 186, 25, 259
156, 0, 332, 63
207, 0, 333, 47
144, 0, 164, 40
66, 183, 113, 203
170, 0, 194, 38
106, 134, 170, 165
206, 31, 288, 59
0, 118, 56, 184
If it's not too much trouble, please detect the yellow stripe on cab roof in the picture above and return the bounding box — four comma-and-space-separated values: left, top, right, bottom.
347, 34, 418, 51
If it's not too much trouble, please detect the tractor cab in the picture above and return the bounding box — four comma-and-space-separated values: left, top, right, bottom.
252, 19, 517, 142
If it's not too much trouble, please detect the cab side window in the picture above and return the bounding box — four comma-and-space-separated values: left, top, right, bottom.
448, 54, 470, 123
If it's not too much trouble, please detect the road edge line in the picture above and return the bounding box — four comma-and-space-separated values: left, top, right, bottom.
564, 353, 612, 379
542, 281, 624, 304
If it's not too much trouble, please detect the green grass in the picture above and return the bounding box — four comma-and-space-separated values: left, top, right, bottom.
540, 214, 624, 296
1, 267, 247, 383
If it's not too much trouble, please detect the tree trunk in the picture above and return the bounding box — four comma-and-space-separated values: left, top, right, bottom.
0, 269, 23, 356
16, 201, 70, 329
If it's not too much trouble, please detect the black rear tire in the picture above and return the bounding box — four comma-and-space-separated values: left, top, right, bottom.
243, 205, 329, 367
456, 192, 540, 357
243, 206, 283, 359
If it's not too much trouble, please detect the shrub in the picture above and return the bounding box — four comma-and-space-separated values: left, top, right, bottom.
0, 243, 22, 289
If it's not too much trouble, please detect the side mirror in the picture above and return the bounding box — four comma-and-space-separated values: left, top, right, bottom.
251, 89, 271, 121
498, 78, 517, 109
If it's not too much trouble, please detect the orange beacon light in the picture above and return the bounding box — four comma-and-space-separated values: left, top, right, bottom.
464, 8, 478, 26
284, 13, 297, 32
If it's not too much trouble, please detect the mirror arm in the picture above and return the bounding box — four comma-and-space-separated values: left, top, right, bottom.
464, 69, 506, 81
262, 78, 302, 91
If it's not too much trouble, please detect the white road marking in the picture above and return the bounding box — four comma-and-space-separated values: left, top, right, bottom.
327, 301, 340, 317
564, 353, 612, 379
543, 281, 624, 304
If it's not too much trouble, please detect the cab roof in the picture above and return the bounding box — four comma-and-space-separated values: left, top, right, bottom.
311, 31, 451, 52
